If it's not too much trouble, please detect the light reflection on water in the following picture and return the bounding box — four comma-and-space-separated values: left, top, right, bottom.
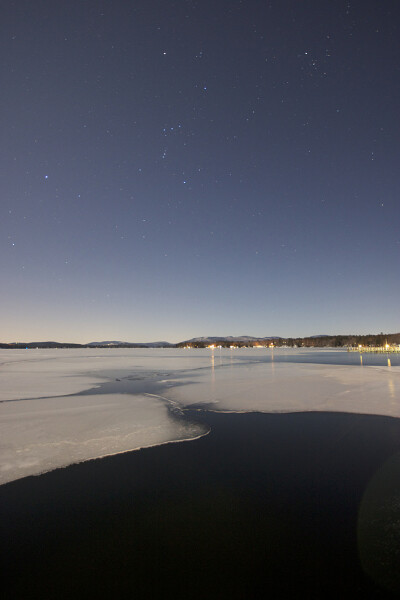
227, 348, 400, 368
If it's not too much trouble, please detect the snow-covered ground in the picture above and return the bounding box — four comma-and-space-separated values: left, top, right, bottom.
1, 348, 399, 485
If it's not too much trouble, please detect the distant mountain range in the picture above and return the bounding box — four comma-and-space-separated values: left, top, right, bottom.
0, 340, 175, 349
87, 341, 174, 348
181, 336, 281, 345
1, 333, 399, 349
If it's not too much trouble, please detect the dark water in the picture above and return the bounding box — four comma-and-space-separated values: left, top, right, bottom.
1, 410, 400, 599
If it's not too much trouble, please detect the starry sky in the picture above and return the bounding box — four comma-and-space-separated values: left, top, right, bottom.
2, 0, 399, 343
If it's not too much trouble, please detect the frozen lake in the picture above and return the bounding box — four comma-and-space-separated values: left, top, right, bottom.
2, 347, 400, 597
1, 347, 399, 484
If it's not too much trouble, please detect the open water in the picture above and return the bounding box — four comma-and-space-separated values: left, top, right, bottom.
1, 408, 400, 598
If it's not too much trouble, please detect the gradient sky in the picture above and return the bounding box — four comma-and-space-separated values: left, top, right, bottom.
2, 0, 399, 343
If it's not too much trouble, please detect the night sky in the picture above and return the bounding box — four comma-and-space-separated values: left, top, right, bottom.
2, 0, 399, 343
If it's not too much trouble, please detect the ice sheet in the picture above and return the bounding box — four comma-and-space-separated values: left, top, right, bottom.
0, 349, 211, 485
0, 348, 220, 401
164, 359, 400, 416
0, 391, 204, 485
1, 348, 399, 485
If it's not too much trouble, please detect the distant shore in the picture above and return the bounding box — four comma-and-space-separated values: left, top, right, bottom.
1, 331, 399, 349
